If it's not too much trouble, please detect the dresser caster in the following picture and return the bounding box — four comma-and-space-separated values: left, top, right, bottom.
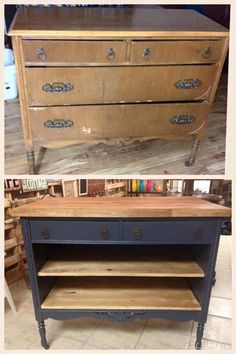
26, 150, 36, 174
185, 137, 200, 166
38, 321, 49, 349
195, 322, 204, 350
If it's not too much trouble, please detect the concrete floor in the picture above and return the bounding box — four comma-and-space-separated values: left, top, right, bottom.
5, 236, 231, 350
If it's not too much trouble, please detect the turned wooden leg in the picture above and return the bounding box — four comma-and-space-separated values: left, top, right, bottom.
38, 321, 49, 349
26, 150, 36, 174
185, 137, 200, 167
195, 322, 205, 350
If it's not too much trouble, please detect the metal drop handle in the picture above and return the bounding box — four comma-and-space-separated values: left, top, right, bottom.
143, 47, 151, 59
202, 46, 211, 58
101, 228, 110, 239
134, 227, 142, 239
106, 48, 115, 60
37, 47, 47, 61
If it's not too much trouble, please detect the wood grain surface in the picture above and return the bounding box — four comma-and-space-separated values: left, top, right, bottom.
41, 277, 201, 310
38, 250, 205, 277
9, 7, 228, 38
26, 65, 215, 106
29, 102, 209, 141
10, 196, 231, 218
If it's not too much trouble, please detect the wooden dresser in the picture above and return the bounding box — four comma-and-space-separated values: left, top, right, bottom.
11, 196, 231, 349
8, 6, 229, 174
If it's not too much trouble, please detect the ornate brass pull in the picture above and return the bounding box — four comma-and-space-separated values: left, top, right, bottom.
44, 119, 74, 129
41, 228, 50, 239
101, 228, 110, 239
193, 227, 203, 239
37, 47, 47, 61
42, 82, 74, 94
106, 48, 115, 60
175, 79, 201, 89
134, 227, 142, 239
170, 115, 196, 125
143, 47, 151, 59
202, 46, 211, 58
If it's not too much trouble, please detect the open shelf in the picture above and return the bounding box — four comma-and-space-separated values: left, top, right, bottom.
38, 248, 204, 278
41, 277, 201, 310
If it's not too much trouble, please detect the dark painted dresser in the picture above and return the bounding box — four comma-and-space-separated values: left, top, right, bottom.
11, 197, 231, 349
8, 6, 229, 173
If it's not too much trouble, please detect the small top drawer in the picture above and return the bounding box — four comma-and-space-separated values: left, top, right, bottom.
123, 220, 214, 243
22, 40, 127, 64
130, 40, 223, 64
29, 219, 120, 242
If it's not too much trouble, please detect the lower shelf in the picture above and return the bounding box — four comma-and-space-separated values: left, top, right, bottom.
41, 277, 201, 311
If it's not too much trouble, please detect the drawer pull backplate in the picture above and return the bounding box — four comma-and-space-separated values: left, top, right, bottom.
101, 228, 110, 239
170, 115, 196, 125
42, 82, 74, 94
175, 79, 201, 89
193, 227, 203, 239
41, 228, 50, 239
37, 47, 47, 61
202, 46, 211, 58
106, 48, 115, 60
134, 227, 142, 239
44, 119, 74, 129
143, 47, 151, 59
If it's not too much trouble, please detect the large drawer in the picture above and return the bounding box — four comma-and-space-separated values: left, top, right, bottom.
25, 65, 215, 106
29, 219, 120, 242
123, 220, 214, 243
130, 40, 223, 64
22, 40, 127, 64
29, 102, 209, 141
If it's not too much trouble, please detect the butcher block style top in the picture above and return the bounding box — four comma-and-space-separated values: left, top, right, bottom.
10, 197, 231, 218
9, 6, 228, 38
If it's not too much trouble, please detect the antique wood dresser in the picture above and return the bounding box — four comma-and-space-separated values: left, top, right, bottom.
8, 6, 229, 174
11, 196, 231, 349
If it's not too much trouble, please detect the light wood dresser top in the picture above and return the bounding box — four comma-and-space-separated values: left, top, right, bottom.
9, 6, 228, 38
10, 197, 231, 218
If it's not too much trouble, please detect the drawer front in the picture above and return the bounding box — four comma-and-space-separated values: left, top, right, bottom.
29, 219, 120, 242
123, 221, 213, 243
22, 40, 127, 64
130, 40, 223, 64
29, 102, 209, 141
26, 65, 215, 106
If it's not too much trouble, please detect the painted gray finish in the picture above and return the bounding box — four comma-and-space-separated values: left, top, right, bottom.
21, 216, 223, 350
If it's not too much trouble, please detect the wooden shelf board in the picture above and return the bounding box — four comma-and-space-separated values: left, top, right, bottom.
38, 253, 204, 278
41, 277, 201, 310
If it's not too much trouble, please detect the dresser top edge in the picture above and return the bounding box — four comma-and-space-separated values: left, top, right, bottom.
10, 197, 231, 218
8, 7, 229, 37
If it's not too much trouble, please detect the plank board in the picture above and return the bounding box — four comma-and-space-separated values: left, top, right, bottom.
38, 250, 204, 277
10, 196, 231, 218
41, 277, 201, 310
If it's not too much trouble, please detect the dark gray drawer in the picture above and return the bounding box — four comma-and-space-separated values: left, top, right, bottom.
123, 220, 214, 243
29, 219, 120, 242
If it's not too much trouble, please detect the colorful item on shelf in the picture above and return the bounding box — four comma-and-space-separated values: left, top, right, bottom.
140, 180, 145, 193
136, 180, 140, 192
131, 179, 137, 193
146, 180, 152, 192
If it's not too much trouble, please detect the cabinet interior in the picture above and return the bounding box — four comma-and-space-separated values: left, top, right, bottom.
32, 244, 210, 311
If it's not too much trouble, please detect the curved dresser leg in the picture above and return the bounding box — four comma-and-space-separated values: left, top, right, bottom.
185, 137, 200, 167
26, 150, 36, 175
195, 322, 205, 350
38, 321, 49, 349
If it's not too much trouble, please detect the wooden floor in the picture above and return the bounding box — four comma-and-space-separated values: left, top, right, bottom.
4, 74, 227, 175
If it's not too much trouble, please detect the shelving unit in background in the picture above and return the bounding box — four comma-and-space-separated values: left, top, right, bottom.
105, 179, 128, 197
